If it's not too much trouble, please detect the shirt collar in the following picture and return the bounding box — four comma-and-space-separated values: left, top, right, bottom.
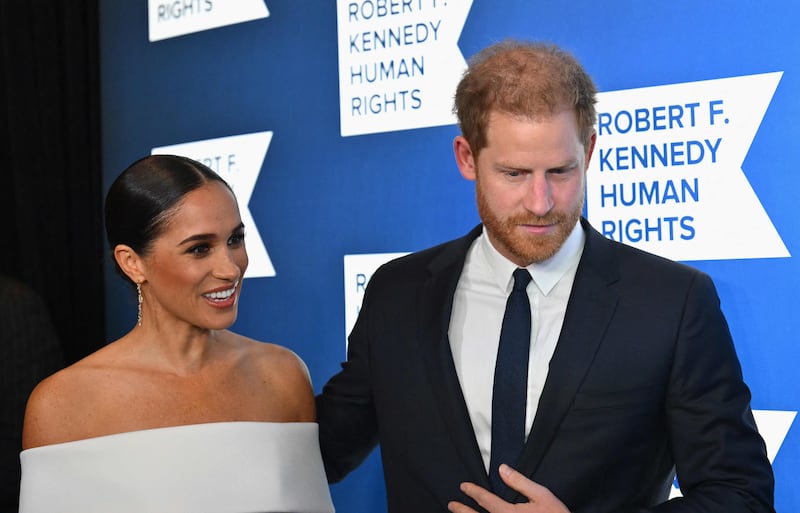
478, 220, 586, 296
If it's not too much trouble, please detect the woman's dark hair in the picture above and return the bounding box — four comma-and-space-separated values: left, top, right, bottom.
104, 154, 233, 284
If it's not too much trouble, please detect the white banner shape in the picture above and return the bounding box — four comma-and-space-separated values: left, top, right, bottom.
343, 252, 408, 352
152, 132, 275, 279
148, 0, 269, 42
670, 409, 795, 498
337, 0, 472, 136
587, 72, 789, 261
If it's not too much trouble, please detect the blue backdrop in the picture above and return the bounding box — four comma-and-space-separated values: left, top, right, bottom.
100, 2, 798, 511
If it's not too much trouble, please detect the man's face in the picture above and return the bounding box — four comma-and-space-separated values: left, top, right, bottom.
455, 110, 595, 266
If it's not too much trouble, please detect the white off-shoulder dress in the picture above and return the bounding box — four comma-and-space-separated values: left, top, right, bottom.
18, 422, 334, 513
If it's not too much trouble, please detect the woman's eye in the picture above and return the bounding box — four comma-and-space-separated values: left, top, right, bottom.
187, 244, 210, 255
228, 232, 245, 246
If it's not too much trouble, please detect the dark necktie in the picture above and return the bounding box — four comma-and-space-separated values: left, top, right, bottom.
489, 268, 532, 500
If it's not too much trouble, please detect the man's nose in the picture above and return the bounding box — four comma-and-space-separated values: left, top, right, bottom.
521, 174, 553, 216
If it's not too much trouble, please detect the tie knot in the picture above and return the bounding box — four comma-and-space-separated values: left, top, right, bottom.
512, 268, 532, 292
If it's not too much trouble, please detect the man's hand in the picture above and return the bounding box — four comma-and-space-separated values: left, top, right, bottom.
447, 464, 571, 513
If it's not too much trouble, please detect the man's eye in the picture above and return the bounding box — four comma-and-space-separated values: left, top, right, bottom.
550, 164, 577, 175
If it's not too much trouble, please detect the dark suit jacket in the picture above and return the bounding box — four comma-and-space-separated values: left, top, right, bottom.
0, 276, 63, 513
316, 219, 774, 513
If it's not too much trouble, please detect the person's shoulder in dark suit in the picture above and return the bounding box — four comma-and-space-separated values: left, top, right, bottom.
0, 275, 64, 513
369, 225, 483, 290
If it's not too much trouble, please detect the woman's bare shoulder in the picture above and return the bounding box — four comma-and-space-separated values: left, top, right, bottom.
224, 332, 315, 421
22, 343, 127, 448
226, 332, 311, 378
23, 363, 100, 448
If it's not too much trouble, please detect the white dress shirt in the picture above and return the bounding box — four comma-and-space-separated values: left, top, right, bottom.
449, 222, 585, 472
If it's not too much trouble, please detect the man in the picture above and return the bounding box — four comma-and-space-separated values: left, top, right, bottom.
316, 40, 774, 513
0, 275, 63, 512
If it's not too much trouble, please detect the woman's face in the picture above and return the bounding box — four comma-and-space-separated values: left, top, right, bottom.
139, 181, 248, 331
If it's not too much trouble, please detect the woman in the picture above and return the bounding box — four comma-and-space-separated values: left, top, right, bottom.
18, 155, 334, 513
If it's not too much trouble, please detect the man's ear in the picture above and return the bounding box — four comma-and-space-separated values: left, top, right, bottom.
454, 135, 477, 181
584, 131, 597, 169
114, 244, 146, 284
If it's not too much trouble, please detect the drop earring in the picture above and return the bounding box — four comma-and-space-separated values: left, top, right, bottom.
136, 282, 143, 326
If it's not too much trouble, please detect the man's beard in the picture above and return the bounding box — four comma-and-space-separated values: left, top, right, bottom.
476, 183, 583, 265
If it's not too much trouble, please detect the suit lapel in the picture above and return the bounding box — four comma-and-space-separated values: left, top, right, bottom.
516, 219, 621, 478
416, 225, 491, 487
413, 221, 623, 488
